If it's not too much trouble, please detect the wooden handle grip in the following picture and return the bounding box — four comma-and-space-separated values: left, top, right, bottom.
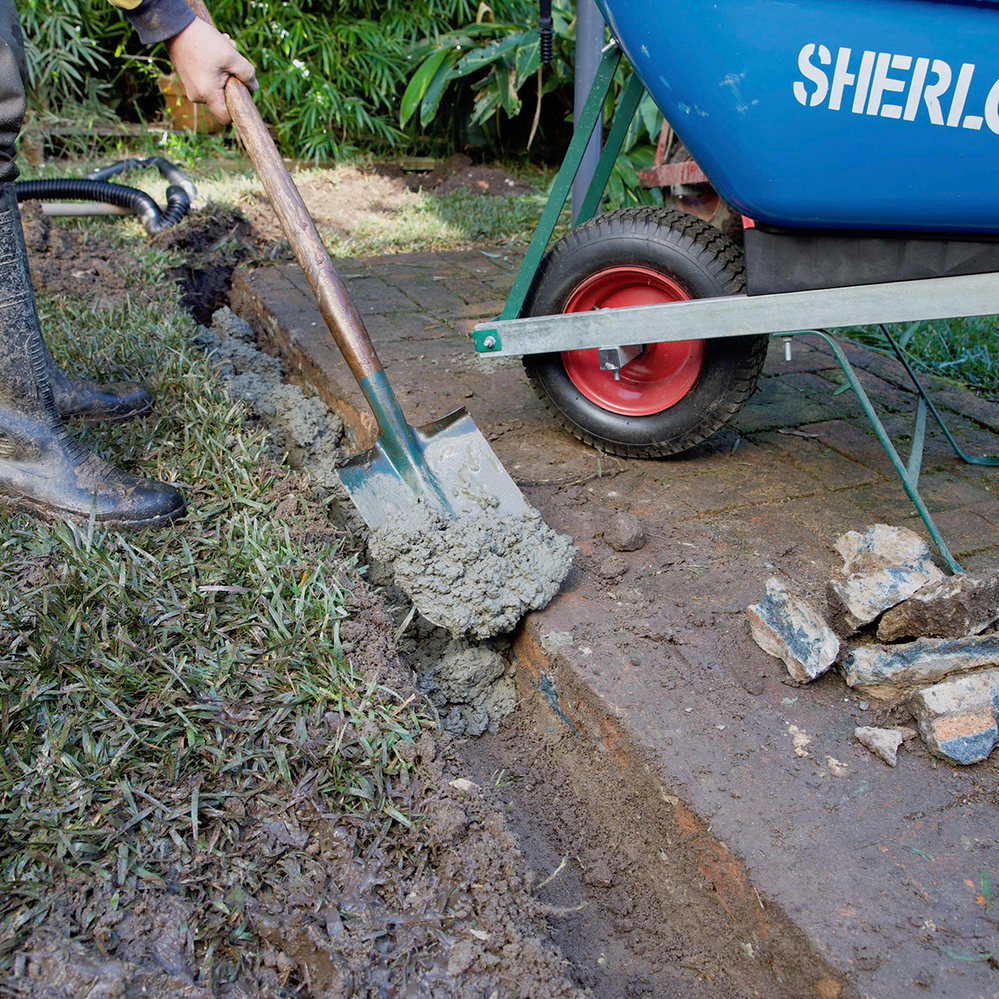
181, 0, 382, 387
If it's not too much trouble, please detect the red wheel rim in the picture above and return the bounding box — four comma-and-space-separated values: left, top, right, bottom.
561, 265, 704, 417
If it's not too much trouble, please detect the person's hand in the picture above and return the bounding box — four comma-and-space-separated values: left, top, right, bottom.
165, 17, 257, 125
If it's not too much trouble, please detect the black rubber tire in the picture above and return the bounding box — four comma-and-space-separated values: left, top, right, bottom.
521, 207, 769, 458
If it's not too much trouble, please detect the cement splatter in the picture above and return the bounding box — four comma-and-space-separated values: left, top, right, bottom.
193, 308, 572, 724
195, 307, 344, 481
369, 500, 576, 640
404, 626, 516, 736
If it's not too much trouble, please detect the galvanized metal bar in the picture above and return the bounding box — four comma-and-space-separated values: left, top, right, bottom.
493, 44, 623, 325
787, 331, 964, 573
880, 325, 999, 468
475, 271, 999, 355
574, 72, 646, 224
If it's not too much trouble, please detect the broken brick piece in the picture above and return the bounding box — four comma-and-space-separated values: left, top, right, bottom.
877, 570, 999, 642
854, 726, 903, 766
827, 525, 944, 636
843, 634, 999, 697
748, 578, 840, 683
909, 668, 999, 765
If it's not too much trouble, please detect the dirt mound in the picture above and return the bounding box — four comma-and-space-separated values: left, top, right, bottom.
242, 166, 415, 244
20, 200, 259, 325
159, 206, 258, 324
380, 154, 534, 198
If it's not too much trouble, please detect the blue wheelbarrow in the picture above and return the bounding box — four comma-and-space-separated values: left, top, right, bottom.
474, 0, 999, 571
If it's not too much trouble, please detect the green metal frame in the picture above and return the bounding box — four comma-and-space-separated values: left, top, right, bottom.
473, 43, 629, 352
485, 55, 999, 573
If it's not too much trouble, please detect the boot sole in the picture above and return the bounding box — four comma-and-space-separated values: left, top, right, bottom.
0, 492, 187, 531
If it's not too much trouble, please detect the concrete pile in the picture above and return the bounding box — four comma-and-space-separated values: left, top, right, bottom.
747, 525, 999, 766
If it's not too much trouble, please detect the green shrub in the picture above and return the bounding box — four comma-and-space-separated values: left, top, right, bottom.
20, 0, 531, 158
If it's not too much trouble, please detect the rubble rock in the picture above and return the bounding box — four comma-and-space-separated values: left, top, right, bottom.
828, 525, 944, 636
909, 668, 999, 765
854, 726, 904, 766
603, 511, 646, 552
835, 524, 941, 576
842, 634, 999, 696
747, 578, 840, 682
877, 570, 999, 642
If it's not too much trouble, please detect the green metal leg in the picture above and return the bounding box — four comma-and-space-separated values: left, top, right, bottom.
878, 324, 999, 469
573, 72, 646, 225
782, 329, 990, 573
489, 45, 628, 330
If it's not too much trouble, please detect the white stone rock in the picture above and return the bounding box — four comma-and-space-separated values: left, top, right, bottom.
855, 726, 904, 766
747, 578, 840, 682
827, 525, 945, 638
835, 524, 941, 576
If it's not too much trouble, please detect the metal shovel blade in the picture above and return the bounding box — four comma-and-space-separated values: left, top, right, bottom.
336, 408, 530, 532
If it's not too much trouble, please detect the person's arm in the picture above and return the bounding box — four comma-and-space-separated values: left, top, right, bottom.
107, 0, 257, 125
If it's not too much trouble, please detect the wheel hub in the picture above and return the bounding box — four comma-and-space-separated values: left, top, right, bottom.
561, 265, 704, 417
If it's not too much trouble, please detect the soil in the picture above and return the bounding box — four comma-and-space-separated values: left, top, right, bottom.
20, 201, 139, 310
158, 207, 258, 324
5, 187, 728, 999
376, 154, 535, 198
241, 158, 534, 245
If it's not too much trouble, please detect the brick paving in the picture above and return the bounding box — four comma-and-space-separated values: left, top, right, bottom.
234, 248, 999, 999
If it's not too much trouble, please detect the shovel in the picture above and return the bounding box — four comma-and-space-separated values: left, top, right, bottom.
182, 0, 529, 531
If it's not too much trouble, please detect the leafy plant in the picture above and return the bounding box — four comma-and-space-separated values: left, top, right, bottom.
21, 0, 517, 158
401, 2, 669, 207
401, 0, 568, 137
20, 0, 117, 112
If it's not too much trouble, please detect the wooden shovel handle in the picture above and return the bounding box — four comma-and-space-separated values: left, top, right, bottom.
181, 0, 382, 388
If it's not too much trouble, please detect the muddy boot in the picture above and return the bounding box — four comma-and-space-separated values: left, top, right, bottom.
47, 357, 155, 424
0, 185, 185, 528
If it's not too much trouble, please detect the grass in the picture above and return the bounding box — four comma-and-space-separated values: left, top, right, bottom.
20, 149, 558, 255
0, 223, 430, 986
844, 318, 999, 399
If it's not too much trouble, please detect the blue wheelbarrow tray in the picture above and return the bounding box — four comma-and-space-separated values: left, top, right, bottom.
597, 0, 999, 232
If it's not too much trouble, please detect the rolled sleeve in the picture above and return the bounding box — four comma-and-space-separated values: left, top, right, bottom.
108, 0, 196, 45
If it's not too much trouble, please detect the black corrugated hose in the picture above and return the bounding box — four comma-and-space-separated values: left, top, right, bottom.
14, 156, 197, 235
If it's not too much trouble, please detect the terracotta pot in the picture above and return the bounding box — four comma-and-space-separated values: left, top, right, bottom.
158, 74, 224, 133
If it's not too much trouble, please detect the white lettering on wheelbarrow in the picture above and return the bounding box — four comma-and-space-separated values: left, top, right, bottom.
794, 43, 999, 132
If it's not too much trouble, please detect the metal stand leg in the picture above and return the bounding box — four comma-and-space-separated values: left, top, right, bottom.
485, 47, 644, 338
878, 325, 999, 470
785, 329, 999, 573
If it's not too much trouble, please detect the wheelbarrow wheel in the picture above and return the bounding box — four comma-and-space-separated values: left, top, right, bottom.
521, 207, 768, 458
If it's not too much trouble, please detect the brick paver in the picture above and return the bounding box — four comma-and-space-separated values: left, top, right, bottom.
234, 247, 999, 999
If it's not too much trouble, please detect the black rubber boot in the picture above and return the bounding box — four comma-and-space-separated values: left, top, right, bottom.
0, 185, 186, 528
47, 358, 155, 424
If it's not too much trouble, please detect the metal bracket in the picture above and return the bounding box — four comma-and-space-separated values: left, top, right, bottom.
598, 343, 644, 378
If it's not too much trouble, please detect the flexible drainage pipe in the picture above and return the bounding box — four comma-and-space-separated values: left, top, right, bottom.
14, 156, 197, 235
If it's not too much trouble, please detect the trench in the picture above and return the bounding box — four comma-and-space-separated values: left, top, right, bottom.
187, 263, 833, 998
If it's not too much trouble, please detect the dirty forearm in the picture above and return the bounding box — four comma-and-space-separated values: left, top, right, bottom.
107, 0, 196, 46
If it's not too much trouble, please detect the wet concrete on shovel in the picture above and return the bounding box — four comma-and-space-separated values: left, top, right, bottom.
234, 250, 999, 999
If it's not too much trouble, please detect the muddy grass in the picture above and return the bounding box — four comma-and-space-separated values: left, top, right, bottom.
1, 186, 589, 999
